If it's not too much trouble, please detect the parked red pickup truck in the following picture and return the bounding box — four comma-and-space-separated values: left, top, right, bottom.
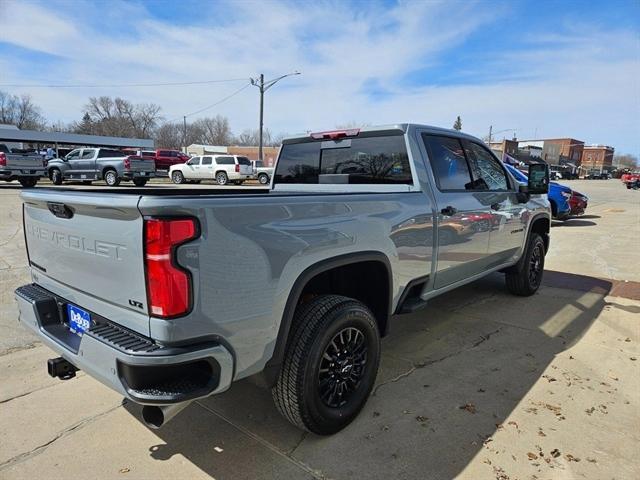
621, 173, 640, 189
154, 149, 190, 170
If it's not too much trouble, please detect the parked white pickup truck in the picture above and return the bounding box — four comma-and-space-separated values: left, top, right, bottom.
170, 154, 253, 185
0, 144, 45, 187
251, 160, 274, 185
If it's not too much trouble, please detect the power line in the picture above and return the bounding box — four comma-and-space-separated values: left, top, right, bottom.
167, 82, 252, 123
0, 78, 248, 88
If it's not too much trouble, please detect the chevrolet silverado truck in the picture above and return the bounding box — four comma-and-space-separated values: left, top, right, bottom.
46, 147, 155, 187
14, 124, 550, 435
0, 143, 46, 187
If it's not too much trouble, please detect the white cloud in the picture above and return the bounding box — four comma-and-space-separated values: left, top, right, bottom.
0, 0, 638, 154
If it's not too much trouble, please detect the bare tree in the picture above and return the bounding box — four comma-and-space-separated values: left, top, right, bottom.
193, 115, 232, 145
613, 154, 638, 169
83, 96, 162, 138
0, 90, 45, 129
235, 129, 259, 146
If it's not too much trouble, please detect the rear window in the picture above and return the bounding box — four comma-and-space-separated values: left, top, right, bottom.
98, 149, 125, 158
216, 156, 235, 165
274, 134, 412, 185
236, 156, 251, 166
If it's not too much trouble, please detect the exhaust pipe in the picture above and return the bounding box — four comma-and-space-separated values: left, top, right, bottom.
142, 402, 191, 429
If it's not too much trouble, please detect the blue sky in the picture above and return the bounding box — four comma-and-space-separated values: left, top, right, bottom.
0, 0, 638, 154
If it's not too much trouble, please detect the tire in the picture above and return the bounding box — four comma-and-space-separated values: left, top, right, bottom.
133, 178, 148, 187
216, 171, 228, 185
258, 173, 270, 185
272, 295, 381, 435
171, 171, 185, 184
549, 200, 558, 219
505, 233, 545, 296
19, 177, 38, 188
104, 169, 120, 186
50, 168, 63, 185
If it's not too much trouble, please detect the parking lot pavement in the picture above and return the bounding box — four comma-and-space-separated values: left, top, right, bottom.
1, 179, 638, 479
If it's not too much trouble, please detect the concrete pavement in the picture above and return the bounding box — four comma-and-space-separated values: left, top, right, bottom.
1, 179, 638, 479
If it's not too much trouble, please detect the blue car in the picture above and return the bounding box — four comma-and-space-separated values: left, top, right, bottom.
504, 163, 572, 220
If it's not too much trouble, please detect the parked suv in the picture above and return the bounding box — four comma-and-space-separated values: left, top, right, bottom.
154, 149, 190, 171
505, 164, 571, 220
15, 124, 550, 435
170, 154, 253, 185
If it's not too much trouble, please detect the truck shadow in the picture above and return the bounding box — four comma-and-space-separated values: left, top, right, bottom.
125, 270, 610, 480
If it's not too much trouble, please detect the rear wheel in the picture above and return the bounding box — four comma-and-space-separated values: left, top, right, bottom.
216, 171, 228, 185
19, 177, 38, 188
50, 168, 63, 185
505, 233, 545, 296
104, 169, 120, 186
272, 295, 381, 435
171, 171, 185, 184
133, 178, 148, 187
258, 173, 270, 185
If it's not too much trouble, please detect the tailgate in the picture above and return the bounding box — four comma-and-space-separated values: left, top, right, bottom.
10, 154, 43, 169
21, 190, 149, 328
129, 158, 155, 172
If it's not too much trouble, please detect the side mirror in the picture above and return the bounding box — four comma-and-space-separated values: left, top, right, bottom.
527, 163, 549, 194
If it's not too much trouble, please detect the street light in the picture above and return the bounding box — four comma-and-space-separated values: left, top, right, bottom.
250, 71, 301, 162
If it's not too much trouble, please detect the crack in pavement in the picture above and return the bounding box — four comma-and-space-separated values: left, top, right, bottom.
0, 372, 86, 404
0, 402, 125, 471
195, 401, 326, 479
288, 431, 308, 456
373, 328, 502, 396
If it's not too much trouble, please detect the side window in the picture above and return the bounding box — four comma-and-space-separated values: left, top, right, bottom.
66, 149, 81, 160
422, 134, 472, 190
159, 151, 169, 157
202, 156, 212, 165
81, 149, 95, 159
187, 157, 200, 165
465, 142, 509, 190
170, 151, 178, 157
215, 156, 235, 165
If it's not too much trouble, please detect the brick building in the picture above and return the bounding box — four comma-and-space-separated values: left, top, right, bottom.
581, 145, 614, 172
518, 138, 584, 166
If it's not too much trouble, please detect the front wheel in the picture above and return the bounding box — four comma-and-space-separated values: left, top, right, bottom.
505, 233, 545, 296
272, 295, 381, 435
104, 169, 120, 186
19, 177, 38, 188
216, 171, 228, 185
171, 171, 185, 184
133, 178, 148, 187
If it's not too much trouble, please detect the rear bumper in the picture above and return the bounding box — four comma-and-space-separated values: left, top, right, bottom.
14, 283, 234, 405
122, 171, 155, 179
0, 168, 44, 178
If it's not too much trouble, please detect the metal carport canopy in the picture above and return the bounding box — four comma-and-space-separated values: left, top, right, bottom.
0, 128, 154, 148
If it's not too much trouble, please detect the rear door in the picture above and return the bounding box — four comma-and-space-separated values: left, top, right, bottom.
462, 141, 526, 265
77, 148, 97, 177
421, 133, 492, 289
22, 190, 149, 334
201, 156, 214, 178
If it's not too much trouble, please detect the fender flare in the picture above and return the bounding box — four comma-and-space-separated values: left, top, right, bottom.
262, 251, 393, 386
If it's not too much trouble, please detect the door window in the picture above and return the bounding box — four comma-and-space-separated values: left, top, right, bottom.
464, 142, 509, 190
215, 156, 235, 165
422, 134, 472, 190
66, 149, 81, 161
202, 156, 212, 165
81, 149, 96, 159
187, 157, 200, 165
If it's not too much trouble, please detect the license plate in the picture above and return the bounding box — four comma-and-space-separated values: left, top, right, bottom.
67, 304, 92, 336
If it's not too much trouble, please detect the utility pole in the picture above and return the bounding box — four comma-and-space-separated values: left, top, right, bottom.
183, 116, 187, 153
251, 71, 300, 162
488, 125, 492, 145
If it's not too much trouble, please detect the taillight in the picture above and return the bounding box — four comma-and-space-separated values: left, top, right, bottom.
144, 218, 198, 318
235, 164, 240, 172
124, 157, 131, 169
0, 152, 6, 167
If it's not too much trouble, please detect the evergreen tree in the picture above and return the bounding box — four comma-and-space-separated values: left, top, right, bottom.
453, 116, 462, 131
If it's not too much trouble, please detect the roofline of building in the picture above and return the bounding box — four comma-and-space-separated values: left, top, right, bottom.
0, 128, 154, 148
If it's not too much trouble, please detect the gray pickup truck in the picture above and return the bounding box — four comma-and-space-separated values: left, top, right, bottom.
14, 124, 550, 435
0, 144, 45, 187
46, 147, 156, 187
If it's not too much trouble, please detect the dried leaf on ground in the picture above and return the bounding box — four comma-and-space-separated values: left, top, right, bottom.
460, 403, 477, 414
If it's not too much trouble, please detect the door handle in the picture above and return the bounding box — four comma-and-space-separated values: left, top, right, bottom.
490, 203, 501, 211
440, 206, 457, 216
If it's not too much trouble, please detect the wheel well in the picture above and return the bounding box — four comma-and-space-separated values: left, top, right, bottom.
299, 261, 390, 335
102, 166, 116, 177
530, 216, 550, 252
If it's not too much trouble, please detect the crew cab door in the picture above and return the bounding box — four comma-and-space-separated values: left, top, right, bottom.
462, 141, 527, 264
77, 148, 97, 178
421, 134, 492, 289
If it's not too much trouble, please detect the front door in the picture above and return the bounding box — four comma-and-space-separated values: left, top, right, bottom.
462, 141, 527, 265
184, 156, 200, 179
64, 149, 82, 177
421, 133, 492, 289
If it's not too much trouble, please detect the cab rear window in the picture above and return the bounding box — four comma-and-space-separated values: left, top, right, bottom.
274, 134, 412, 185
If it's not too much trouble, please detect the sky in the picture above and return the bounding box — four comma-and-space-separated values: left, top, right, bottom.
0, 0, 639, 154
